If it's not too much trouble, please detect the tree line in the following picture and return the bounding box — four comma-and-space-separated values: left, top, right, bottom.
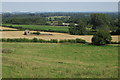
69, 13, 119, 35
2, 12, 119, 35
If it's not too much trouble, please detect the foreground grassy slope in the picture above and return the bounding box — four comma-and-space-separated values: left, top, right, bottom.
2, 43, 118, 78
2, 24, 68, 33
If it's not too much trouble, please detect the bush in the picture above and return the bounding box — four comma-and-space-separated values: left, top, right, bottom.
59, 38, 86, 43
67, 39, 76, 43
76, 38, 86, 43
32, 38, 38, 42
92, 30, 112, 45
32, 31, 41, 35
50, 39, 58, 43
69, 21, 87, 35
38, 39, 46, 43
59, 39, 68, 43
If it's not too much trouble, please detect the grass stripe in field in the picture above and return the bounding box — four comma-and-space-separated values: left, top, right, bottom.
3, 24, 69, 33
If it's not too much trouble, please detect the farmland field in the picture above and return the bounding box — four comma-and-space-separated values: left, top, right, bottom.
0, 26, 18, 30
1, 2, 119, 79
2, 42, 118, 78
0, 31, 119, 42
2, 24, 68, 33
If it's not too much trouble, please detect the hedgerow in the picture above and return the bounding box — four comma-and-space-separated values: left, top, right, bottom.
1, 38, 86, 43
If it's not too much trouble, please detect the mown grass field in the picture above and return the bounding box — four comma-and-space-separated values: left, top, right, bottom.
2, 43, 118, 78
2, 24, 68, 33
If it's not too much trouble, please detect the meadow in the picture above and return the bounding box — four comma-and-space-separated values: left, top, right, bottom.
2, 42, 118, 78
2, 24, 68, 33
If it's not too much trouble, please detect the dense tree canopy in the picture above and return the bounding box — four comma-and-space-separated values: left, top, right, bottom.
69, 20, 87, 35
90, 13, 111, 29
3, 16, 47, 25
92, 30, 112, 45
2, 12, 119, 35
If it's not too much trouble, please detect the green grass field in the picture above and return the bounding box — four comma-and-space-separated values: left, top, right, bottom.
2, 43, 118, 78
3, 24, 69, 33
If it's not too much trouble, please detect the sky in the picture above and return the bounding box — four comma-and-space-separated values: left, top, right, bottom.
2, 2, 118, 12
1, 0, 119, 2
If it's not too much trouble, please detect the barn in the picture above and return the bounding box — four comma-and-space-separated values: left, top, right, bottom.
24, 30, 30, 35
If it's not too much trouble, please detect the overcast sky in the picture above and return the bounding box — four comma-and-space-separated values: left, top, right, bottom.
2, 2, 118, 12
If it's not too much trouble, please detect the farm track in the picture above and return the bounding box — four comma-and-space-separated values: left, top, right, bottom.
0, 31, 119, 42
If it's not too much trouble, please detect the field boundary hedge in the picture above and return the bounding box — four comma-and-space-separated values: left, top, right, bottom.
0, 38, 87, 43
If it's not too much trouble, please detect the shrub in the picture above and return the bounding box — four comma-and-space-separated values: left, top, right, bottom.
32, 31, 41, 35
92, 30, 112, 45
69, 21, 88, 35
59, 39, 68, 43
68, 39, 76, 43
1, 39, 7, 42
59, 38, 86, 43
38, 39, 46, 43
22, 38, 31, 42
76, 38, 86, 43
32, 38, 38, 42
50, 39, 58, 43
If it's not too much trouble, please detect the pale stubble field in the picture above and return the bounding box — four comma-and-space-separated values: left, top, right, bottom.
0, 31, 119, 43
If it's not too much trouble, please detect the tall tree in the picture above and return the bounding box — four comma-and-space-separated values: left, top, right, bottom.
90, 13, 111, 29
69, 20, 87, 35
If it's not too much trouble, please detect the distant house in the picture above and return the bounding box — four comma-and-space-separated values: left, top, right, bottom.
24, 30, 30, 35
74, 24, 78, 26
50, 23, 58, 26
50, 21, 58, 26
62, 23, 69, 26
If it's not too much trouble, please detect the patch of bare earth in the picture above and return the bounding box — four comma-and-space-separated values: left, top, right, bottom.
0, 31, 119, 42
